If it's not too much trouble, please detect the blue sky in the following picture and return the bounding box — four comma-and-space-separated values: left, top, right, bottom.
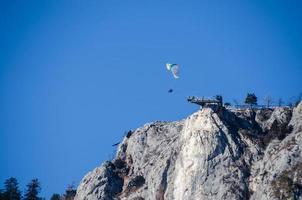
0, 0, 301, 198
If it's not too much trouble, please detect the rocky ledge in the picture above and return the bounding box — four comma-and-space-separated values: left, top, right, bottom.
75, 102, 302, 200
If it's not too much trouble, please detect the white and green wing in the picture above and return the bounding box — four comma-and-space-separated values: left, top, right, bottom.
166, 63, 179, 79
171, 65, 179, 79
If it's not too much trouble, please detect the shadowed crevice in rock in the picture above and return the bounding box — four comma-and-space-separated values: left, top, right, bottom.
156, 159, 171, 200
125, 175, 146, 195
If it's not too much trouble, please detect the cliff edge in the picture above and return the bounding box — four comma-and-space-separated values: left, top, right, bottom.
75, 102, 302, 200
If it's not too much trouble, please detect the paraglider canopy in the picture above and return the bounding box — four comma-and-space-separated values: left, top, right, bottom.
166, 63, 179, 79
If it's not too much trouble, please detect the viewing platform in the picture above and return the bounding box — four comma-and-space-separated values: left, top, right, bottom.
187, 95, 223, 108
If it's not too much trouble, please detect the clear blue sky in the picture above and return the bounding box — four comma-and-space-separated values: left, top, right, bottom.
1, 0, 301, 198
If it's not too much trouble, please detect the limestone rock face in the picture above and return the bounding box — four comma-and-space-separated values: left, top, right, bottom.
75, 102, 302, 200
75, 162, 123, 200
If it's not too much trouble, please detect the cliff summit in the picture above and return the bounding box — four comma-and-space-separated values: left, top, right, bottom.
75, 102, 302, 200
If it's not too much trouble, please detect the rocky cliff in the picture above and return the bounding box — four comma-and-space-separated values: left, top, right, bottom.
75, 102, 302, 200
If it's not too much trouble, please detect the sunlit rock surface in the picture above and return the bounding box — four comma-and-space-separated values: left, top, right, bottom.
75, 102, 302, 200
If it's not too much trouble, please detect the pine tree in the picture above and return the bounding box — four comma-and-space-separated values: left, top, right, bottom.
245, 93, 257, 108
63, 185, 76, 200
4, 177, 21, 200
0, 189, 6, 200
23, 179, 41, 200
50, 194, 61, 200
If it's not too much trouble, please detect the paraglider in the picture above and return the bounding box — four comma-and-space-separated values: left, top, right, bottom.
166, 63, 179, 79
165, 63, 179, 93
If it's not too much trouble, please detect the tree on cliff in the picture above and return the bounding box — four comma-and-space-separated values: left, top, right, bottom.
50, 194, 61, 200
264, 96, 273, 108
278, 98, 284, 107
23, 179, 41, 200
245, 93, 257, 108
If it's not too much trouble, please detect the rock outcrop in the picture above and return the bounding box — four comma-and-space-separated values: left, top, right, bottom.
75, 102, 302, 200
